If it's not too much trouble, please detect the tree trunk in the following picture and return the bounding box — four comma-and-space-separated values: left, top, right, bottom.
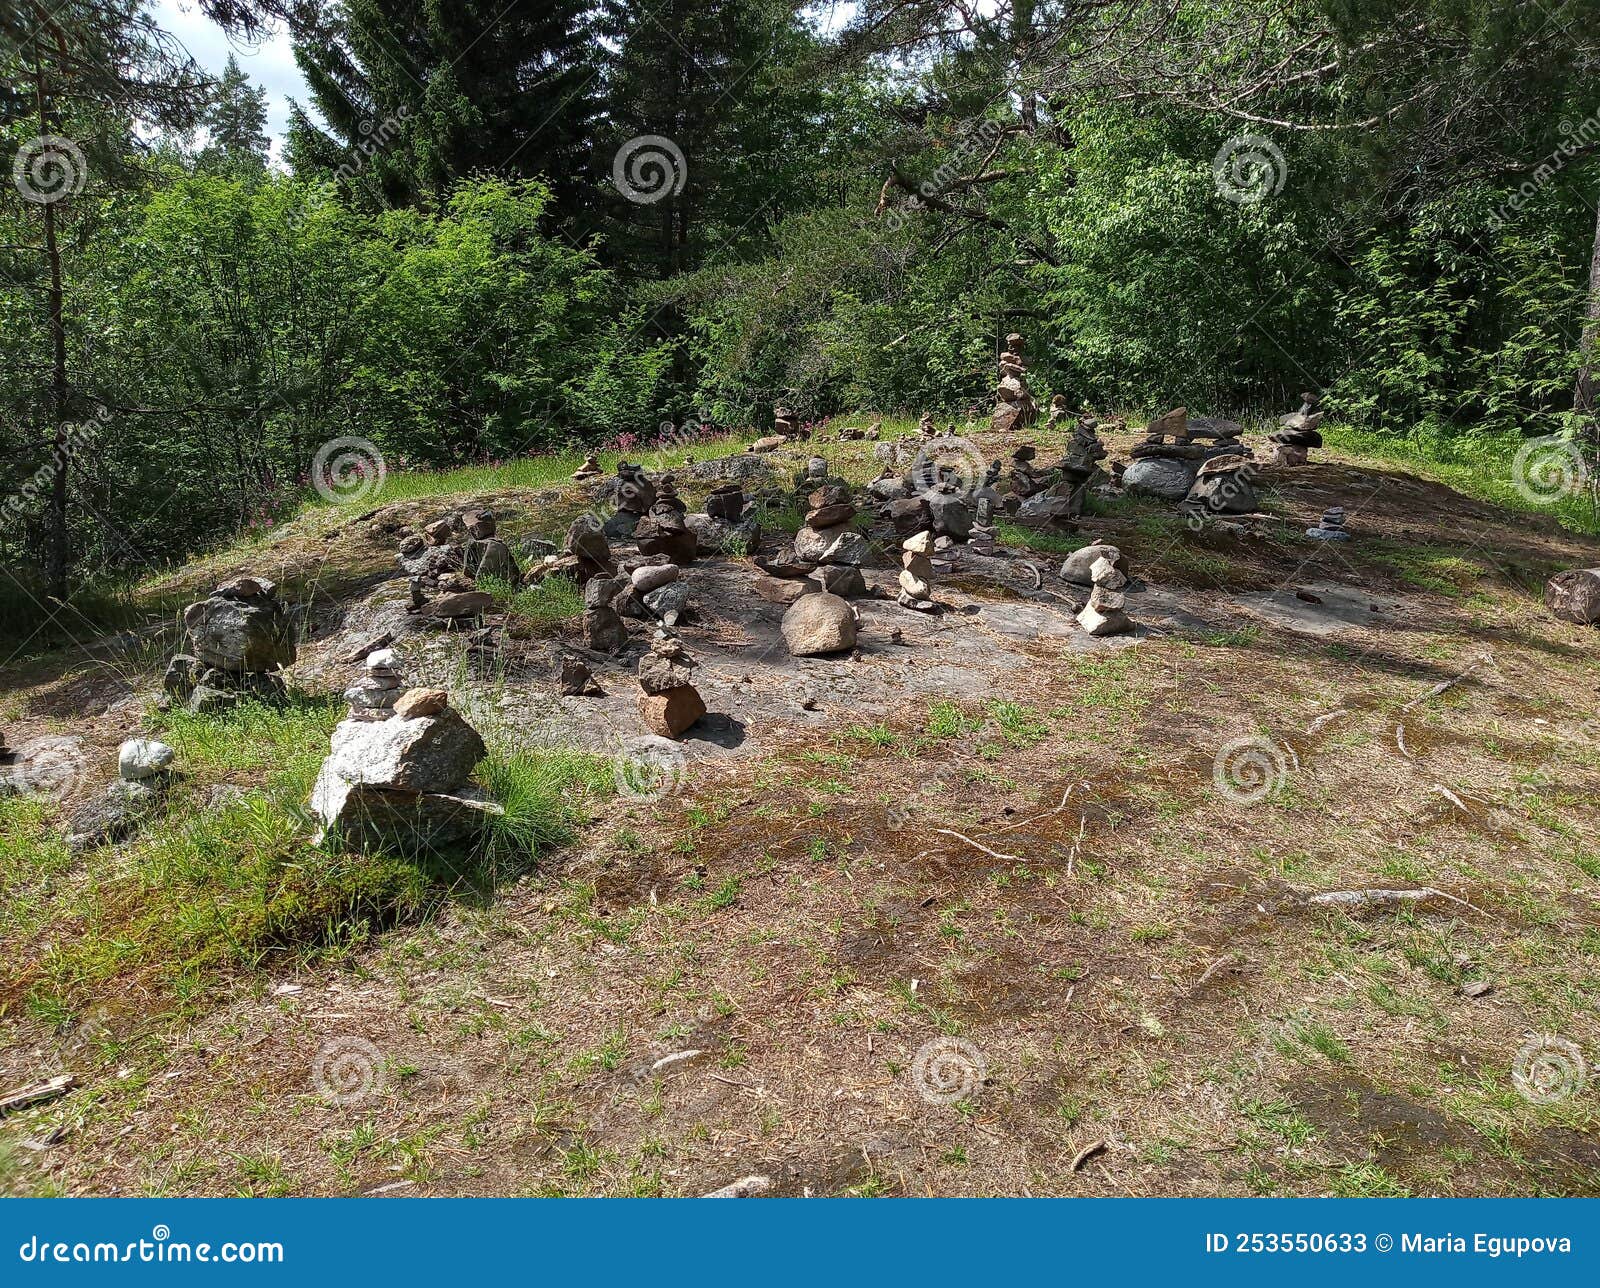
1574, 192, 1600, 446
35, 62, 71, 601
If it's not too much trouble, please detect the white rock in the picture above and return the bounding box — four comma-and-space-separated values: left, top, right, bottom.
118, 738, 174, 781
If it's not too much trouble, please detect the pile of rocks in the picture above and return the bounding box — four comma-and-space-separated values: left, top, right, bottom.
1067, 544, 1135, 637
1008, 444, 1051, 500
967, 497, 999, 556
1269, 394, 1324, 465
918, 412, 937, 438
773, 405, 800, 440
397, 510, 510, 623
898, 530, 938, 611
345, 647, 407, 720
636, 634, 706, 737
310, 687, 499, 851
1183, 453, 1259, 519
1123, 407, 1248, 503
635, 475, 699, 564
793, 483, 869, 567
991, 332, 1039, 433
605, 462, 656, 538
164, 576, 296, 714
1060, 413, 1108, 509
67, 737, 175, 852
1305, 506, 1350, 542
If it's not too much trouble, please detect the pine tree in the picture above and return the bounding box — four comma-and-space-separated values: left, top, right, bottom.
202, 54, 270, 168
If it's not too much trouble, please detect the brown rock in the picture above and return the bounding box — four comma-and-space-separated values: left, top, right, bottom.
393, 687, 449, 719
781, 593, 857, 656
638, 685, 706, 738
753, 576, 810, 605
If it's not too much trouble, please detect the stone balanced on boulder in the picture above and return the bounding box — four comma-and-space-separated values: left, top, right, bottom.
636, 634, 707, 738
310, 689, 499, 852
793, 482, 869, 568
898, 530, 938, 611
1123, 407, 1247, 502
1268, 393, 1324, 466
165, 576, 296, 714
1076, 549, 1135, 637
991, 332, 1039, 434
635, 474, 699, 565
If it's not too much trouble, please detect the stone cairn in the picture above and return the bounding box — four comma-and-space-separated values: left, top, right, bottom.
968, 496, 999, 556
345, 647, 406, 721
918, 412, 938, 438
604, 462, 656, 539
636, 633, 706, 738
1008, 443, 1051, 499
1055, 542, 1135, 637
773, 405, 801, 440
898, 529, 938, 611
67, 737, 176, 853
164, 576, 296, 714
1122, 407, 1249, 505
792, 478, 869, 569
1269, 393, 1324, 465
310, 674, 499, 852
1306, 505, 1350, 542
991, 332, 1039, 434
635, 474, 699, 565
1058, 413, 1109, 517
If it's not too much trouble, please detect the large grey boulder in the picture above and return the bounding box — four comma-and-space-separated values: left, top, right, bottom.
182, 579, 296, 673
781, 593, 858, 656
317, 708, 486, 795
1122, 457, 1196, 501
792, 523, 870, 567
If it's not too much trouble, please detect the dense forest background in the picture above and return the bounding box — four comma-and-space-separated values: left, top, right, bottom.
3, 0, 1599, 609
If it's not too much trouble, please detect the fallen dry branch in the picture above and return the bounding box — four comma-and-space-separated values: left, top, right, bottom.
1300, 886, 1481, 915
701, 1175, 773, 1198
0, 1074, 78, 1117
1070, 1139, 1108, 1172
1401, 651, 1494, 713
932, 828, 1020, 861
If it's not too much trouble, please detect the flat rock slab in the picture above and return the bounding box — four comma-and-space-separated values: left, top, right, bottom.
1235, 582, 1401, 636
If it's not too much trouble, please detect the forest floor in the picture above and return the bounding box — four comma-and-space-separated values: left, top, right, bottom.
2, 417, 1599, 1198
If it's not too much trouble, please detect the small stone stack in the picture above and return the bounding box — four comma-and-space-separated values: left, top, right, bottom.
636, 634, 707, 738
1123, 407, 1247, 502
1306, 506, 1350, 542
794, 483, 869, 567
991, 332, 1039, 434
310, 692, 498, 851
1059, 413, 1108, 516
344, 647, 406, 721
1046, 393, 1070, 432
399, 512, 467, 592
67, 737, 176, 852
1077, 552, 1134, 637
918, 412, 937, 438
573, 454, 603, 481
165, 576, 296, 714
773, 405, 800, 440
898, 530, 938, 611
1269, 393, 1324, 465
705, 483, 744, 522
582, 576, 631, 651
461, 509, 518, 583
967, 497, 999, 556
1008, 444, 1050, 500
605, 462, 657, 538
635, 475, 699, 564
564, 513, 616, 581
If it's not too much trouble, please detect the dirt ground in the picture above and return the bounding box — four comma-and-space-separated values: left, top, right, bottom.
3, 424, 1599, 1197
